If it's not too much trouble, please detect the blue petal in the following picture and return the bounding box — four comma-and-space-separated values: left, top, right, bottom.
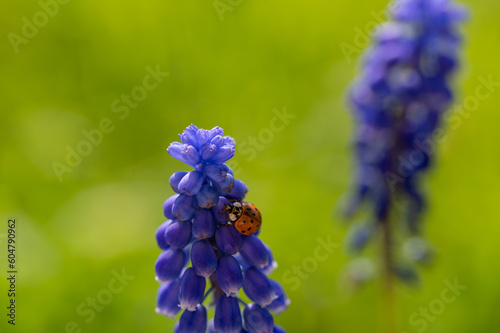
214, 296, 242, 333
178, 304, 207, 333
239, 236, 270, 269
217, 255, 243, 297
192, 209, 216, 239
211, 196, 230, 224
223, 136, 236, 148
166, 142, 189, 165
167, 142, 185, 161
191, 240, 218, 278
169, 171, 189, 193
196, 185, 220, 209
155, 249, 186, 283
179, 124, 199, 148
212, 174, 235, 195
167, 142, 201, 167
234, 253, 250, 271
208, 126, 224, 141
163, 194, 178, 219
227, 179, 249, 201
182, 144, 202, 166
199, 143, 218, 161
210, 135, 225, 148
165, 219, 192, 249
155, 280, 181, 318
172, 194, 198, 221
215, 225, 242, 255
244, 303, 274, 333
237, 246, 271, 271
266, 280, 290, 314
155, 220, 172, 250
178, 171, 205, 196
203, 164, 229, 182
196, 129, 211, 147
207, 145, 235, 164
242, 268, 277, 307
179, 267, 206, 311
259, 245, 278, 275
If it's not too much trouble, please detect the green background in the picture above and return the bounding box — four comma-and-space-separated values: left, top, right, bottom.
1, 0, 499, 332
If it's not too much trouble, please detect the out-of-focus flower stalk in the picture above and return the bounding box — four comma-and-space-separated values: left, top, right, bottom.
344, 1, 467, 332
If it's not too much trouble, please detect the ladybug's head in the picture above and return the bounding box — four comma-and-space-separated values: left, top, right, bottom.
224, 201, 243, 222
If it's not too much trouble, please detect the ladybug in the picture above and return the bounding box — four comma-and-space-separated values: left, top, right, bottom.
224, 201, 262, 235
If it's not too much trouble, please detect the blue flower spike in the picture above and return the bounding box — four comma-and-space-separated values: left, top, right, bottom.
343, 0, 467, 286
347, 0, 466, 226
155, 125, 289, 332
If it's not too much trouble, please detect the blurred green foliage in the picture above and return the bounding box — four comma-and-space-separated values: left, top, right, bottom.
1, 0, 499, 332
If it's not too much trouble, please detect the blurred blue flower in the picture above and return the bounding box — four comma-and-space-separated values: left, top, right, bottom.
348, 0, 466, 224
155, 125, 289, 332
344, 0, 466, 282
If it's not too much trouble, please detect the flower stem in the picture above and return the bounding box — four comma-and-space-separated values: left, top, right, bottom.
209, 272, 225, 306
380, 216, 397, 333
201, 286, 214, 304
237, 298, 247, 307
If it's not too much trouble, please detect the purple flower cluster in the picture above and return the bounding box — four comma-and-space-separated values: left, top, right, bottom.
342, 0, 467, 285
155, 125, 289, 333
346, 0, 466, 232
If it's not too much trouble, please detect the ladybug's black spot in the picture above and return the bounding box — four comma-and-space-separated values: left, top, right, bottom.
241, 230, 246, 234
252, 213, 256, 216
250, 220, 254, 223
247, 227, 252, 231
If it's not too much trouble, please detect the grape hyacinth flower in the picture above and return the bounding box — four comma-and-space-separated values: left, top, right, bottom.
155, 125, 289, 333
344, 0, 466, 278
343, 0, 466, 330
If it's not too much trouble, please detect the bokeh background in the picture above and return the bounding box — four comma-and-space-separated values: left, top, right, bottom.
1, 0, 499, 332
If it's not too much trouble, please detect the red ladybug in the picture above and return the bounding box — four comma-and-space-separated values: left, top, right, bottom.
224, 201, 262, 235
